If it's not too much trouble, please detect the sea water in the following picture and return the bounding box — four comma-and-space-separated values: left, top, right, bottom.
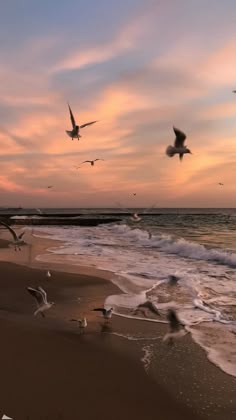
32, 208, 236, 377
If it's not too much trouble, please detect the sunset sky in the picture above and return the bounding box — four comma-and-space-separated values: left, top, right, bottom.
1, 0, 236, 208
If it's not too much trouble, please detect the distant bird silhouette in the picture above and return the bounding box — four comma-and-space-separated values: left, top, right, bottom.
0, 220, 26, 251
66, 103, 97, 140
47, 185, 53, 189
93, 307, 113, 321
133, 192, 136, 196
218, 183, 224, 186
27, 286, 54, 317
82, 159, 104, 166
166, 126, 192, 161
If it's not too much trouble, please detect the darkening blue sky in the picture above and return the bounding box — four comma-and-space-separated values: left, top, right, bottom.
0, 0, 236, 207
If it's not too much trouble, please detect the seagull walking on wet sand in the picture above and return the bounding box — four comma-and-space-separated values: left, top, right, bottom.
0, 220, 26, 251
27, 286, 55, 317
82, 159, 104, 166
163, 309, 185, 343
66, 103, 98, 141
93, 307, 113, 321
166, 126, 192, 161
70, 317, 87, 332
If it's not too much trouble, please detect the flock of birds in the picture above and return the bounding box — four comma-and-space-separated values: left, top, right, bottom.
0, 218, 183, 341
0, 102, 205, 343
24, 282, 183, 342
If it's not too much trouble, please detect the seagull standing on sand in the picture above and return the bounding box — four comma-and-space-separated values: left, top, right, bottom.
0, 220, 26, 251
70, 317, 87, 332
66, 103, 98, 141
46, 270, 51, 278
27, 286, 54, 317
166, 127, 192, 161
93, 307, 113, 321
82, 159, 104, 166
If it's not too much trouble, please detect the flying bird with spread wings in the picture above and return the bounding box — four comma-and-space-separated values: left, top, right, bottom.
81, 159, 104, 166
66, 103, 98, 141
0, 220, 26, 251
27, 286, 54, 317
166, 126, 192, 161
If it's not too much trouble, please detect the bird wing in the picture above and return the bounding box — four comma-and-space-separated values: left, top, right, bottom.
18, 231, 25, 239
94, 159, 104, 162
68, 103, 76, 129
80, 121, 97, 129
93, 308, 105, 314
27, 287, 45, 305
0, 220, 18, 241
173, 126, 186, 147
37, 286, 48, 304
81, 161, 91, 164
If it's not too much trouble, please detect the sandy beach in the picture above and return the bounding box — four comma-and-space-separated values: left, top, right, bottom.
0, 230, 235, 420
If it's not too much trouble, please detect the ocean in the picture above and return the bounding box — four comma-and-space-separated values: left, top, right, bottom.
28, 208, 236, 377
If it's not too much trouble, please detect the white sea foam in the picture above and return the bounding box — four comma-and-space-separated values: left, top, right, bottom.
141, 344, 154, 372
34, 223, 236, 377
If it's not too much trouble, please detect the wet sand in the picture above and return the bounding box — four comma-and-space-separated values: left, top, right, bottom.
0, 231, 235, 419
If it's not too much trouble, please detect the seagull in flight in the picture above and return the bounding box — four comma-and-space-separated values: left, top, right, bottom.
0, 220, 26, 251
81, 159, 104, 166
66, 103, 98, 141
47, 185, 53, 189
27, 286, 54, 317
70, 317, 87, 332
166, 126, 192, 161
218, 182, 224, 186
93, 307, 113, 321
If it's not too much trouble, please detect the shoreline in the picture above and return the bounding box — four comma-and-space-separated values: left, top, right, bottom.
0, 232, 235, 419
